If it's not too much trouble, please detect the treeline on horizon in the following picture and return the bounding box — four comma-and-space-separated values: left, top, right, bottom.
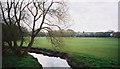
30, 29, 120, 38
2, 24, 120, 41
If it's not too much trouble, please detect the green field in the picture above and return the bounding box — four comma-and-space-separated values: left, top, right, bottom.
24, 37, 118, 67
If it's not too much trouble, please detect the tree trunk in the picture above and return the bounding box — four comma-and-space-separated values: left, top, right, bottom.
13, 41, 22, 56
18, 38, 24, 53
22, 37, 34, 57
6, 41, 22, 56
7, 41, 14, 51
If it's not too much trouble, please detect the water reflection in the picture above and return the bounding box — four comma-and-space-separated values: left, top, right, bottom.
29, 52, 71, 67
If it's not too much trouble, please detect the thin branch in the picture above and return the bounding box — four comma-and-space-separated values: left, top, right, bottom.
27, 6, 34, 16
33, 2, 38, 17
14, 2, 18, 22
38, 2, 43, 11
35, 13, 42, 21
20, 0, 24, 10
7, 0, 13, 25
44, 22, 61, 30
45, 18, 52, 23
0, 2, 8, 25
22, 19, 32, 30
45, 0, 53, 15
21, 1, 32, 11
15, 0, 19, 8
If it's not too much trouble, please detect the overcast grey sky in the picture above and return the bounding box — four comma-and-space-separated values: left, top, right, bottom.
0, 0, 119, 32
67, 0, 119, 32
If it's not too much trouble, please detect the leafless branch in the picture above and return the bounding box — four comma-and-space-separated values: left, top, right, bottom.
27, 6, 34, 16
22, 19, 32, 30
21, 1, 32, 11
35, 13, 42, 21
7, 0, 13, 25
33, 2, 38, 17
45, 0, 53, 14
0, 2, 8, 25
44, 22, 61, 30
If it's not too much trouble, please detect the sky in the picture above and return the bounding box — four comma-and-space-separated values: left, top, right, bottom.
0, 0, 119, 32
66, 0, 119, 32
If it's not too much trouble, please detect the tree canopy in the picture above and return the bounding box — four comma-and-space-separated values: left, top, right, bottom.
0, 0, 69, 56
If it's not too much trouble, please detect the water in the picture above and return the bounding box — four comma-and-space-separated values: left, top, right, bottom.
28, 52, 71, 67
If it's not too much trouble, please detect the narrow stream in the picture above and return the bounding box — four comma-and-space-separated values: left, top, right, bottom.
28, 52, 71, 67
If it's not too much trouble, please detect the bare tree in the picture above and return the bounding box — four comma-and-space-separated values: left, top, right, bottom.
0, 0, 68, 56
0, 0, 27, 55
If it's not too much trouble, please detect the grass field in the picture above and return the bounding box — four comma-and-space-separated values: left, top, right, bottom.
23, 37, 119, 67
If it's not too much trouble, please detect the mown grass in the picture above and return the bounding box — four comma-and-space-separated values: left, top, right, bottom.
23, 37, 119, 67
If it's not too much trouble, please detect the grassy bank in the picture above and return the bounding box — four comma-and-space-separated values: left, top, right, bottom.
23, 37, 118, 67
2, 47, 42, 69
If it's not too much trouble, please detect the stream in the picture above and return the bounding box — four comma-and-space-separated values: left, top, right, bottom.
28, 52, 71, 68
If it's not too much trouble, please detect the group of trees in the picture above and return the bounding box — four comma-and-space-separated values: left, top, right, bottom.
1, 0, 68, 57
35, 29, 120, 38
75, 32, 113, 37
112, 32, 120, 38
35, 29, 75, 37
75, 31, 120, 38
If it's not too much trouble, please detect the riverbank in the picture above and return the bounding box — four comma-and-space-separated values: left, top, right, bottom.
23, 37, 118, 67
2, 46, 119, 68
22, 47, 119, 68
2, 46, 42, 69
22, 47, 84, 68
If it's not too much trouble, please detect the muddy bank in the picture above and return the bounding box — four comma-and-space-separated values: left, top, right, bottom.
22, 47, 79, 68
